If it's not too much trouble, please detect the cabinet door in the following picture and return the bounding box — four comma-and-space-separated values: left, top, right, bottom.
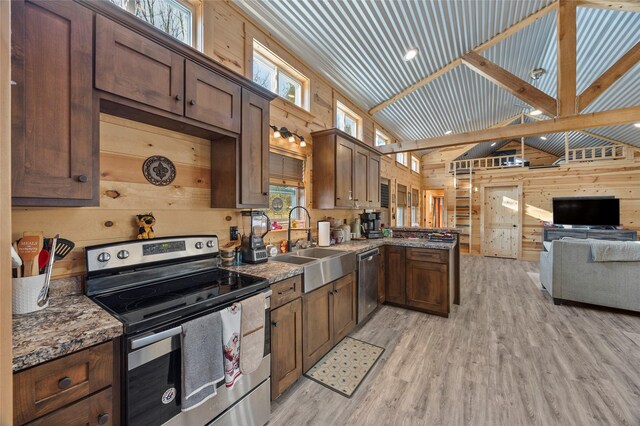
302, 284, 333, 372
271, 299, 302, 400
28, 388, 113, 426
335, 137, 355, 208
333, 273, 356, 343
378, 246, 386, 304
184, 61, 241, 132
368, 153, 381, 208
385, 246, 406, 304
11, 0, 95, 204
240, 89, 269, 207
406, 261, 448, 315
353, 146, 369, 209
95, 15, 184, 115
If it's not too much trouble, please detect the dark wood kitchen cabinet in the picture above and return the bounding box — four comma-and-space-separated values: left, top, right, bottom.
378, 246, 386, 304
406, 260, 448, 315
302, 272, 356, 372
385, 246, 406, 305
239, 88, 270, 207
270, 276, 303, 400
312, 129, 383, 209
11, 0, 98, 206
14, 340, 118, 425
184, 60, 241, 132
95, 15, 184, 116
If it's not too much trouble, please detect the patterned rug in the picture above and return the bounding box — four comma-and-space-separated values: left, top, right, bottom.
305, 337, 384, 398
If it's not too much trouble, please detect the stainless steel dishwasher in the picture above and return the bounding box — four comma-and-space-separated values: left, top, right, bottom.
357, 248, 380, 324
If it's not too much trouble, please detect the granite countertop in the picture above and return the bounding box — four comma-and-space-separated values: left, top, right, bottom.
390, 227, 463, 234
222, 261, 303, 284
13, 295, 123, 372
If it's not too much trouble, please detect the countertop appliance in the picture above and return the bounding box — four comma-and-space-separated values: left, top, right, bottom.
240, 210, 270, 264
360, 212, 383, 239
85, 236, 271, 426
357, 248, 380, 324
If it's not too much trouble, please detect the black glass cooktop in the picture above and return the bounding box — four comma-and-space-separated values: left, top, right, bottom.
92, 268, 268, 334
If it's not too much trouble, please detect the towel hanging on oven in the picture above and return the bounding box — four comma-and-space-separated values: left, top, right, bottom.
240, 293, 266, 374
221, 303, 242, 389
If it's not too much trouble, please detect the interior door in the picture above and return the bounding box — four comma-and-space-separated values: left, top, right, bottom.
482, 185, 520, 258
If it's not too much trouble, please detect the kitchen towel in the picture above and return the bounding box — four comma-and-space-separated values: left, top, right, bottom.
221, 303, 242, 389
239, 293, 266, 374
181, 311, 224, 412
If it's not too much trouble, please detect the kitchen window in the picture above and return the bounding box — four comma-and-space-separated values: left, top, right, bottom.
265, 152, 306, 228
411, 155, 420, 173
397, 184, 407, 227
336, 101, 361, 139
253, 41, 309, 109
396, 152, 408, 167
411, 188, 419, 226
107, 0, 197, 46
375, 130, 390, 147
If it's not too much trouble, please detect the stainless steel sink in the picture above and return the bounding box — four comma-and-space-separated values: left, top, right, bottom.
270, 249, 356, 293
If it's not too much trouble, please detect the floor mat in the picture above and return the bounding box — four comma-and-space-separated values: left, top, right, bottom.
305, 337, 384, 398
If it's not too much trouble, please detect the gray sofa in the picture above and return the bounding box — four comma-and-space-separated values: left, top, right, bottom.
539, 238, 640, 312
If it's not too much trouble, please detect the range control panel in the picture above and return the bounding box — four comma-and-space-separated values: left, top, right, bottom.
86, 236, 219, 274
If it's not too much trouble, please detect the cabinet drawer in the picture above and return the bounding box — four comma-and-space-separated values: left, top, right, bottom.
271, 275, 302, 309
406, 248, 448, 264
14, 341, 113, 425
28, 387, 113, 426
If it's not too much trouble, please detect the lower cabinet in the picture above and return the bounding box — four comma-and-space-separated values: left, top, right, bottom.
385, 246, 406, 305
302, 272, 356, 372
271, 298, 302, 400
406, 260, 448, 314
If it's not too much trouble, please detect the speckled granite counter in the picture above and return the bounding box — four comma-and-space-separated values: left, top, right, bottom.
13, 295, 123, 372
222, 261, 303, 284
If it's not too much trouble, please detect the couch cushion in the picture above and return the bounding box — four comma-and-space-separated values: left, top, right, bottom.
589, 239, 640, 262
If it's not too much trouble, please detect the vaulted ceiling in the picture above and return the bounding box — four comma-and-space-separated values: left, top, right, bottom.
234, 0, 640, 156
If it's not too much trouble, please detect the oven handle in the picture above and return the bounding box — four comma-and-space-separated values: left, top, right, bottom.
130, 289, 272, 350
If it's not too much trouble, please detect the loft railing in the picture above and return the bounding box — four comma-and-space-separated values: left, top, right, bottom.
566, 145, 625, 163
448, 154, 522, 173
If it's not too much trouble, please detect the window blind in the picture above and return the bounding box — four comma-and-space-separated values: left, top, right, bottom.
270, 152, 304, 184
397, 184, 407, 207
411, 189, 419, 207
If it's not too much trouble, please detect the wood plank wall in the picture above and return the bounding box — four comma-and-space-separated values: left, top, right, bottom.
11, 0, 420, 279
421, 149, 640, 261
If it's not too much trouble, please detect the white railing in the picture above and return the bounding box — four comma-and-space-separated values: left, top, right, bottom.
448, 154, 522, 173
566, 145, 626, 163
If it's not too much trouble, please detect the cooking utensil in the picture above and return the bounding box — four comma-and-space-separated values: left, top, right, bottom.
37, 234, 58, 307
54, 238, 75, 261
11, 243, 22, 269
38, 249, 50, 274
23, 232, 44, 276
17, 235, 40, 277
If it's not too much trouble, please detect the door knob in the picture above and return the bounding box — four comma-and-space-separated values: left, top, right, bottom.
77, 175, 88, 183
189, 99, 196, 105
97, 413, 110, 425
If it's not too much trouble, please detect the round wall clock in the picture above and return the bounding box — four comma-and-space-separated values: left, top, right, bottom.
142, 155, 177, 186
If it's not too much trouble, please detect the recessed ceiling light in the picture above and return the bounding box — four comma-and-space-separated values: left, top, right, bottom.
530, 109, 543, 116
540, 136, 547, 140
403, 47, 419, 61
444, 130, 453, 135
491, 142, 496, 146
634, 123, 640, 128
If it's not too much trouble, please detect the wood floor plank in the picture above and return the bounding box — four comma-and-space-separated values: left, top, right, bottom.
269, 256, 640, 425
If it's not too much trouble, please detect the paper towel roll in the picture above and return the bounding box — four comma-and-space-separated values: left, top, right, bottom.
318, 221, 330, 247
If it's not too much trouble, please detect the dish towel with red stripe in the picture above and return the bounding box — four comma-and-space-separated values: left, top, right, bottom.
221, 303, 242, 389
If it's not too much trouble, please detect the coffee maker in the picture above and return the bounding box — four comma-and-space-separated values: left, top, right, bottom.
240, 210, 270, 264
360, 211, 383, 239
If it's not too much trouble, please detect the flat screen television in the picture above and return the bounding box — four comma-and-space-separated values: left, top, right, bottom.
552, 197, 619, 227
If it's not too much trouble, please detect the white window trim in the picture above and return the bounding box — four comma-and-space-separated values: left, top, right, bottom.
375, 129, 390, 147
411, 155, 420, 173
396, 152, 408, 167
336, 100, 362, 140
253, 40, 310, 110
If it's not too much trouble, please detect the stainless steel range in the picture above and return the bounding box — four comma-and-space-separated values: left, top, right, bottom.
85, 236, 271, 426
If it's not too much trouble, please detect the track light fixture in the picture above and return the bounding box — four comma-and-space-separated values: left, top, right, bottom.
270, 124, 307, 148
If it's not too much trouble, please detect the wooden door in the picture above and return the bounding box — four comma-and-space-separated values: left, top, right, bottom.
406, 261, 448, 315
385, 246, 406, 304
333, 273, 356, 343
95, 15, 184, 115
11, 0, 96, 204
482, 185, 520, 258
302, 284, 333, 372
240, 89, 269, 207
271, 299, 302, 400
353, 146, 369, 209
335, 137, 355, 208
184, 61, 241, 132
368, 153, 381, 208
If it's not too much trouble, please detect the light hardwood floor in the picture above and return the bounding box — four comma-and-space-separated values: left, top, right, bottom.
270, 256, 640, 426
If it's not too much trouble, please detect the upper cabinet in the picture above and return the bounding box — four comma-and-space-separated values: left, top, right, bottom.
239, 88, 270, 207
11, 0, 97, 206
312, 129, 382, 209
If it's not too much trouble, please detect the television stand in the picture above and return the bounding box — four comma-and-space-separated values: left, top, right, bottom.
543, 228, 637, 243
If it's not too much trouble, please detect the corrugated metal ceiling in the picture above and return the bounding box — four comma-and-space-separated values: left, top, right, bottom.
233, 0, 640, 156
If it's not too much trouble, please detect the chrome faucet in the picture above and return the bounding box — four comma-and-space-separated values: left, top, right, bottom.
288, 206, 312, 252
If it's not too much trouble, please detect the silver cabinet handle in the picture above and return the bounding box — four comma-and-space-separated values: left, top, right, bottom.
130, 326, 182, 350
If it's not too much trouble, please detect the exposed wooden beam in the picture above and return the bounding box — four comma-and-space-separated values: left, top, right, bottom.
461, 51, 558, 117
368, 2, 558, 115
557, 0, 577, 116
377, 105, 640, 154
577, 41, 640, 111
577, 0, 640, 12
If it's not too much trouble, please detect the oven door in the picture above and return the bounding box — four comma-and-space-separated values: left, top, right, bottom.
125, 290, 271, 426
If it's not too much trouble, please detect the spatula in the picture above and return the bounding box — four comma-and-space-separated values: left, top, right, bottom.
23, 231, 44, 276
54, 238, 75, 261
17, 234, 41, 277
